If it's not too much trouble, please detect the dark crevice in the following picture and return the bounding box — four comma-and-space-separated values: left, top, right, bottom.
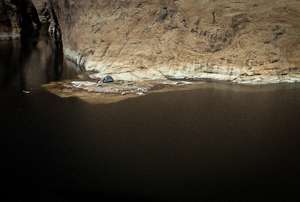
47, 0, 64, 80
12, 0, 41, 37
47, 0, 62, 42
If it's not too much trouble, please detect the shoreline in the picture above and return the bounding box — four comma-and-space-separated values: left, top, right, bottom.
63, 48, 300, 85
44, 77, 300, 105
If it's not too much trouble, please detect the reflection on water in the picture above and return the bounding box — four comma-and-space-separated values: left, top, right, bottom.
0, 27, 77, 93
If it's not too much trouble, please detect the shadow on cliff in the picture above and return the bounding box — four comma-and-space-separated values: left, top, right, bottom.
12, 0, 41, 37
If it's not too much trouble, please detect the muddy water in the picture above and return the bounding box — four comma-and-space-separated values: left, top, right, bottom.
1, 35, 300, 201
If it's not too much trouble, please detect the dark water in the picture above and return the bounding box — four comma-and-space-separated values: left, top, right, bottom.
0, 31, 77, 93
1, 35, 300, 202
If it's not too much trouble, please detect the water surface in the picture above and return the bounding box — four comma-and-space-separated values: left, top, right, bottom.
1, 35, 300, 201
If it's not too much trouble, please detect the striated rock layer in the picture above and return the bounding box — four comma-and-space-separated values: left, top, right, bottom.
48, 1, 300, 83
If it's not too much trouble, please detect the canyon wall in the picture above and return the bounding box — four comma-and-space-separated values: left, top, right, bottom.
0, 0, 41, 39
50, 0, 300, 83
0, 0, 19, 39
3, 0, 300, 84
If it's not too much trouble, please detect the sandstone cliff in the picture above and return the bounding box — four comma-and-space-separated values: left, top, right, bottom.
2, 0, 299, 84
49, 0, 300, 84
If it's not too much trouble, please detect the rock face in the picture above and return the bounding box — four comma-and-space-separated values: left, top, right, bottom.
0, 0, 20, 39
0, 0, 41, 39
31, 0, 46, 12
9, 0, 300, 83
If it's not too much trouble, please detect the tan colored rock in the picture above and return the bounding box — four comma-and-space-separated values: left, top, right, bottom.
50, 0, 300, 84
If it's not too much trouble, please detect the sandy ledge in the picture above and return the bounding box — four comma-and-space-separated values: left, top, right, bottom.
43, 79, 195, 104
42, 47, 300, 105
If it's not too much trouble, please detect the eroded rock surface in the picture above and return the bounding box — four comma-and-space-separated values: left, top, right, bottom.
48, 0, 300, 84
0, 0, 41, 39
0, 0, 20, 39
